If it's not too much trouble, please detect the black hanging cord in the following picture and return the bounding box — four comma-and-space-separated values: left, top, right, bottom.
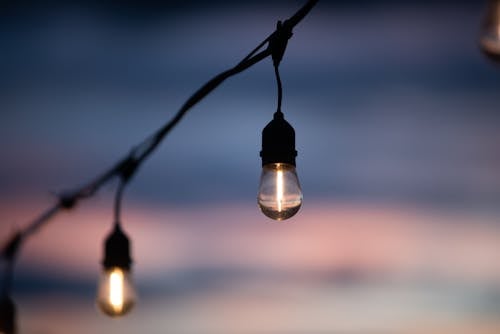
114, 180, 126, 226
269, 20, 293, 115
274, 64, 283, 114
114, 157, 139, 225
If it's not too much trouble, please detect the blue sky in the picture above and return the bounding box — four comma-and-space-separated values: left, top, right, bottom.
1, 0, 498, 208
1, 1, 500, 333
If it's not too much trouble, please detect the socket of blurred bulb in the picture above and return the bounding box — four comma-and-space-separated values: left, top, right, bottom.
0, 295, 16, 334
258, 111, 302, 221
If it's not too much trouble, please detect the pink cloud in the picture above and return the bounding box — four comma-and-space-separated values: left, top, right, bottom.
2, 197, 500, 286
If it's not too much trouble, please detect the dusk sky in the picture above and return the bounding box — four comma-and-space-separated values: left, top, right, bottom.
1, 1, 500, 333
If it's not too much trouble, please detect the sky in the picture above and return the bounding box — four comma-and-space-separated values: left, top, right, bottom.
1, 0, 500, 333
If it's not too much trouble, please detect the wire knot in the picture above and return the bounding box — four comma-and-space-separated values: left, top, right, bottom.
269, 20, 293, 67
59, 193, 77, 209
119, 157, 139, 183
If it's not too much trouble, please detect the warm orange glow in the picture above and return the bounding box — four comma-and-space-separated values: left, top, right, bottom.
97, 266, 135, 317
257, 163, 302, 221
276, 167, 284, 212
109, 268, 124, 313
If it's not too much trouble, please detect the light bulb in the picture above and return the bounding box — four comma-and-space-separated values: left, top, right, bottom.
97, 267, 136, 317
97, 224, 135, 317
258, 162, 302, 220
479, 0, 500, 61
259, 111, 302, 221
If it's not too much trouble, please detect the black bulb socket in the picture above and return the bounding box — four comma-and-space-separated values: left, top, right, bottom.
102, 223, 132, 271
260, 111, 297, 167
0, 295, 16, 334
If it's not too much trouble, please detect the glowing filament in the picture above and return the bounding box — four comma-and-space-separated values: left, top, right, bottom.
258, 162, 302, 221
109, 269, 124, 313
277, 168, 284, 212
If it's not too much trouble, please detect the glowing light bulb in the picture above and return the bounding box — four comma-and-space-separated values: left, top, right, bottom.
258, 162, 302, 221
479, 0, 500, 61
97, 224, 136, 317
97, 267, 136, 317
259, 111, 302, 221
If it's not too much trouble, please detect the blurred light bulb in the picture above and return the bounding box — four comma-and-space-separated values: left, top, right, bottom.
97, 267, 136, 317
97, 224, 135, 317
258, 162, 302, 221
479, 0, 500, 61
